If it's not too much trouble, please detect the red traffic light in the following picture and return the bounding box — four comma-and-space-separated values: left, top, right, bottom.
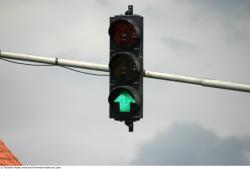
109, 19, 141, 47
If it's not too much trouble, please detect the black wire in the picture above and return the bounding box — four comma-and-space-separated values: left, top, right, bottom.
0, 57, 54, 66
61, 66, 109, 76
0, 57, 109, 77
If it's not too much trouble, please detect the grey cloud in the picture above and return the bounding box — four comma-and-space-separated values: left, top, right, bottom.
180, 0, 250, 43
96, 0, 111, 6
162, 36, 197, 50
131, 122, 250, 165
182, 0, 250, 16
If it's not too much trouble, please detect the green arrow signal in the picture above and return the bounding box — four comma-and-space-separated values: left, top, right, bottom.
114, 91, 135, 112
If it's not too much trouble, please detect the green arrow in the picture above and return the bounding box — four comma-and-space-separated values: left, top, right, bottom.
114, 91, 135, 112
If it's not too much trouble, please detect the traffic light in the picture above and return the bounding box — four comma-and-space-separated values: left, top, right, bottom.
108, 5, 143, 132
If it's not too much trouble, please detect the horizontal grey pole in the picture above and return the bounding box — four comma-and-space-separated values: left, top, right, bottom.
144, 71, 250, 92
0, 51, 109, 72
1, 51, 250, 93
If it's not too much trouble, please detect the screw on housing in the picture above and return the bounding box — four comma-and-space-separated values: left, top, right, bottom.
125, 5, 133, 15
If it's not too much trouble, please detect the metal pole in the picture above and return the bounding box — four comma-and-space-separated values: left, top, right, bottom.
144, 71, 250, 92
1, 51, 250, 93
0, 51, 109, 72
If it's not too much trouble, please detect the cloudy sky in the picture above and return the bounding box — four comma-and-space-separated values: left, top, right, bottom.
0, 0, 250, 165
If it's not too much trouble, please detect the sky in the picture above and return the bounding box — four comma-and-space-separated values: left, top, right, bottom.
0, 0, 250, 165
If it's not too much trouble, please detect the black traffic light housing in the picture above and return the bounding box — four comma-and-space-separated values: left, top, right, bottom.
108, 5, 143, 132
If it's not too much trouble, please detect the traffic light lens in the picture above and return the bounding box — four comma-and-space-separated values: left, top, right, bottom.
109, 52, 140, 82
114, 91, 135, 112
109, 20, 139, 47
108, 86, 141, 116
